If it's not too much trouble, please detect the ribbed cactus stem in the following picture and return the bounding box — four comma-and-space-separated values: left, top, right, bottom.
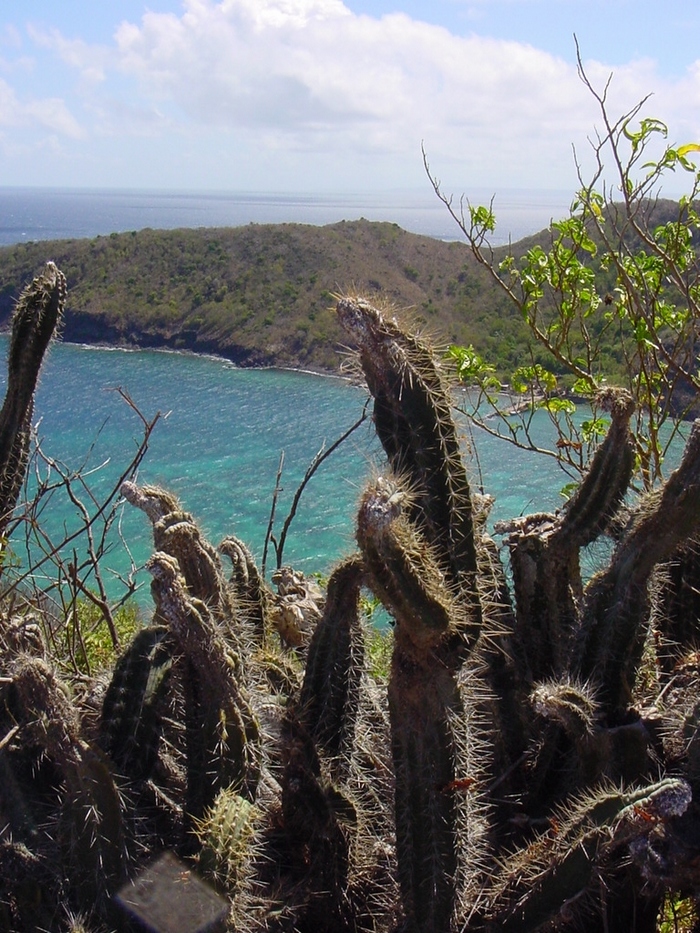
555, 387, 635, 549
147, 552, 260, 809
9, 657, 125, 908
100, 625, 173, 782
122, 481, 235, 619
280, 713, 355, 929
489, 778, 691, 932
357, 474, 476, 659
341, 299, 490, 931
389, 652, 469, 933
577, 418, 700, 715
655, 536, 700, 672
530, 678, 599, 739
196, 787, 257, 894
336, 296, 481, 626
0, 262, 66, 536
356, 477, 484, 931
119, 480, 179, 524
496, 389, 636, 684
219, 535, 268, 644
299, 555, 365, 758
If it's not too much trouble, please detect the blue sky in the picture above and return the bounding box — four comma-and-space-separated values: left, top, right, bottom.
2, 1, 700, 196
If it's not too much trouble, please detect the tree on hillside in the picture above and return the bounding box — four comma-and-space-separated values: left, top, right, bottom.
426, 50, 700, 493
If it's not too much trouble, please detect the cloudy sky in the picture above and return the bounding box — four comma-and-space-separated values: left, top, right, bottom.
2, 0, 700, 196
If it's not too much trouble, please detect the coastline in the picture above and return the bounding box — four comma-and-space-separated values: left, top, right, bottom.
55, 335, 349, 382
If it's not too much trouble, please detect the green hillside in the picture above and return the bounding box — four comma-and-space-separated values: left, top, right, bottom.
0, 219, 530, 374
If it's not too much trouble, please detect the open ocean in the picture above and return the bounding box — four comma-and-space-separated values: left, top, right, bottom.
0, 186, 573, 247
0, 186, 578, 608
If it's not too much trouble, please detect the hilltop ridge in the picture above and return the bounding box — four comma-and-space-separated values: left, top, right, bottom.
0, 219, 527, 374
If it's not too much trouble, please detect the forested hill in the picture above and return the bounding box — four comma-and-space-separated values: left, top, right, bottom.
0, 219, 533, 373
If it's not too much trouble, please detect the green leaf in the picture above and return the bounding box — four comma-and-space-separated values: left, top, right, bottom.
446, 344, 496, 383
539, 397, 576, 414
559, 481, 580, 500
511, 364, 557, 394
581, 417, 609, 443
469, 204, 496, 233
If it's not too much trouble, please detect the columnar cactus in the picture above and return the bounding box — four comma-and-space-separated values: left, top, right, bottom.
100, 624, 173, 781
121, 481, 235, 620
220, 535, 269, 644
337, 296, 700, 932
495, 387, 636, 685
147, 551, 261, 813
336, 296, 483, 639
298, 554, 365, 760
6, 283, 700, 933
0, 262, 65, 538
117, 482, 261, 825
575, 419, 700, 715
338, 297, 489, 931
3, 656, 125, 921
488, 778, 692, 932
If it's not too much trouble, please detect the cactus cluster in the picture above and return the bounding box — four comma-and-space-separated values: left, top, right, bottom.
2, 284, 700, 931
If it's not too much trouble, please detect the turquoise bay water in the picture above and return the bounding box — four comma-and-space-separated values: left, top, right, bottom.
2, 338, 572, 605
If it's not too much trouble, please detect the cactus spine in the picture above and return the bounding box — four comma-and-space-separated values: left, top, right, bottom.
147, 552, 260, 812
299, 554, 365, 759
339, 297, 488, 931
7, 276, 700, 932
0, 262, 65, 537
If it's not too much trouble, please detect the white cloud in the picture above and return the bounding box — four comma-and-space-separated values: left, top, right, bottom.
27, 25, 109, 84
0, 76, 84, 138
109, 3, 592, 148
12, 0, 700, 189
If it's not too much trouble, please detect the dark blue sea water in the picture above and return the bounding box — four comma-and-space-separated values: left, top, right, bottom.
0, 186, 573, 247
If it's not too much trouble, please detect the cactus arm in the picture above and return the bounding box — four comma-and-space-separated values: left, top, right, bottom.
341, 300, 490, 929
219, 534, 268, 644
279, 713, 357, 929
0, 262, 66, 535
336, 297, 481, 623
119, 480, 180, 524
655, 537, 700, 672
299, 555, 365, 759
100, 624, 173, 782
357, 475, 475, 658
497, 392, 636, 685
9, 656, 125, 910
553, 388, 635, 550
577, 419, 700, 714
147, 552, 260, 811
121, 481, 236, 620
195, 787, 257, 894
489, 778, 691, 933
356, 475, 487, 931
61, 740, 127, 909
